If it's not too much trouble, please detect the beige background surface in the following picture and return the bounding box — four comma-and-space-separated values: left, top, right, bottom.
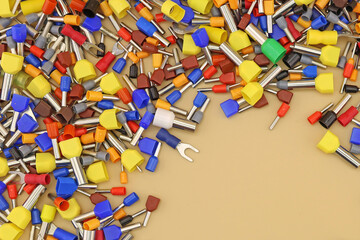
3, 9, 360, 240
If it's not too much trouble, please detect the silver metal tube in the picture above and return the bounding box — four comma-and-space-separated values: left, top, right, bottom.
290, 43, 322, 57
30, 225, 36, 240
336, 146, 360, 167
259, 65, 282, 88
5, 130, 21, 148
23, 185, 46, 210
73, 211, 96, 223
121, 223, 142, 233
83, 230, 96, 240
51, 138, 61, 159
130, 127, 145, 146
153, 32, 171, 47
191, 19, 210, 25
1, 73, 13, 101
44, 93, 61, 112
245, 23, 267, 45
106, 132, 126, 153
219, 42, 243, 66
333, 93, 351, 115
73, 117, 100, 126
158, 83, 175, 95
173, 119, 196, 131
287, 81, 316, 88
273, 0, 295, 19
76, 189, 91, 197
219, 4, 237, 32
70, 157, 88, 185
169, 106, 188, 116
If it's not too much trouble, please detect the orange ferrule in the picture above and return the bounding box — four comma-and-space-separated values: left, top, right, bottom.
80, 132, 95, 144
350, 69, 358, 82
46, 236, 58, 240
22, 133, 38, 144
139, 8, 154, 21
54, 197, 69, 211
136, 51, 150, 59
239, 79, 247, 86
241, 45, 254, 55
63, 124, 76, 139
315, 0, 330, 10
64, 15, 81, 25
213, 0, 228, 8
46, 122, 60, 139
50, 69, 63, 85
113, 208, 127, 220
228, 0, 238, 9
173, 73, 189, 87
146, 37, 159, 46
155, 99, 171, 110
120, 169, 128, 184
128, 52, 140, 63
297, 18, 311, 28
86, 91, 103, 101
355, 23, 360, 34
107, 147, 121, 163
100, 0, 113, 16
289, 73, 302, 80
25, 64, 42, 78
95, 125, 107, 142
230, 87, 243, 100
263, 0, 274, 15
83, 218, 100, 230
70, 52, 77, 65
152, 53, 163, 68
210, 17, 225, 27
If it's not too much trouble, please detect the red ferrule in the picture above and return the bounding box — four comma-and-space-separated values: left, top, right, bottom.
117, 88, 132, 104
166, 35, 176, 44
203, 65, 218, 79
285, 17, 301, 40
24, 174, 51, 185
46, 122, 60, 139
220, 72, 236, 84
343, 62, 354, 78
30, 45, 45, 59
23, 184, 38, 194
7, 184, 18, 199
135, 2, 144, 12
95, 52, 116, 73
43, 117, 54, 124
95, 230, 105, 240
212, 55, 227, 66
279, 36, 290, 46
54, 87, 62, 100
42, 0, 57, 14
127, 121, 139, 133
307, 111, 322, 124
155, 13, 165, 23
111, 187, 126, 195
70, 0, 86, 12
212, 84, 228, 93
61, 25, 87, 46
277, 103, 290, 117
117, 28, 132, 42
338, 106, 359, 126
253, 8, 264, 17
54, 60, 67, 74
75, 127, 87, 137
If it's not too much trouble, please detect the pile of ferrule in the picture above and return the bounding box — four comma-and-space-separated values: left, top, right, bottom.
1, 0, 360, 238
